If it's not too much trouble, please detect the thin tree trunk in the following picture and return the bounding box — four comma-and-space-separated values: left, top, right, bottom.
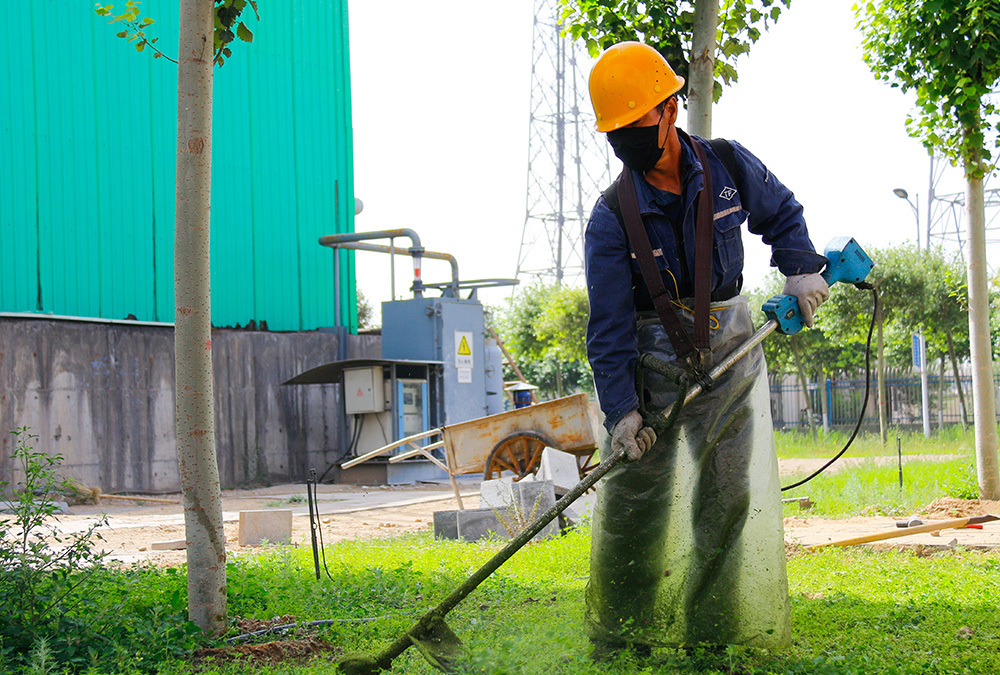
820, 372, 830, 433
964, 156, 1000, 499
876, 294, 887, 446
176, 0, 226, 634
687, 0, 719, 137
937, 355, 945, 430
946, 331, 969, 431
790, 336, 816, 438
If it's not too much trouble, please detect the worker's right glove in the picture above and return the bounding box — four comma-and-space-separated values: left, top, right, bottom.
611, 409, 657, 462
782, 273, 830, 329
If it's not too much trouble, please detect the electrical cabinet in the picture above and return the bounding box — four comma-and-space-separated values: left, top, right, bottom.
397, 379, 429, 438
344, 366, 385, 414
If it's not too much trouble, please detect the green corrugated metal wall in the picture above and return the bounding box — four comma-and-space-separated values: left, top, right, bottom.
0, 0, 356, 332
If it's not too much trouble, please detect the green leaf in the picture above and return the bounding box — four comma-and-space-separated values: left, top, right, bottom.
135, 40, 145, 52
236, 21, 253, 43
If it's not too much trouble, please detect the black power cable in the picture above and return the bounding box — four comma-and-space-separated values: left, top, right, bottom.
781, 283, 878, 492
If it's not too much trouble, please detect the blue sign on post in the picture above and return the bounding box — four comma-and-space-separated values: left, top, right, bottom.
912, 334, 925, 373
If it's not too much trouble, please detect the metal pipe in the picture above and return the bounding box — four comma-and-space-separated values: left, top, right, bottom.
320, 229, 427, 298
323, 241, 460, 297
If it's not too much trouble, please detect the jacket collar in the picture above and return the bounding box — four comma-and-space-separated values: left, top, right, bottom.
630, 128, 703, 216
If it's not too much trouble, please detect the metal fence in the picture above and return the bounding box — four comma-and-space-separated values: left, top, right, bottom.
769, 366, 1000, 431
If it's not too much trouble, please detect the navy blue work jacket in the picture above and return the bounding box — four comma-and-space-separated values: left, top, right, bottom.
585, 132, 827, 431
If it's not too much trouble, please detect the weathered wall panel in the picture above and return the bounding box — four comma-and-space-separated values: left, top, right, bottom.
0, 318, 380, 492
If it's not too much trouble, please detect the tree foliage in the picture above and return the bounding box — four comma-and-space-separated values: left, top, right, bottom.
95, 0, 259, 66
493, 283, 593, 399
856, 0, 1000, 178
558, 0, 792, 102
749, 244, 970, 375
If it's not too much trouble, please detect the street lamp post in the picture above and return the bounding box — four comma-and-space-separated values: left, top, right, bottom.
894, 188, 932, 439
893, 187, 920, 248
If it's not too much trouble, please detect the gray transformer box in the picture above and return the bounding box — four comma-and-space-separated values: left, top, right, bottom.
382, 297, 501, 427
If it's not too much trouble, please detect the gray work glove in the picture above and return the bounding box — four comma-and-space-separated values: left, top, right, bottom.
611, 409, 657, 462
782, 272, 830, 329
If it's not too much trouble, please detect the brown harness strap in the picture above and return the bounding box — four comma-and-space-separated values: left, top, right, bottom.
615, 132, 717, 361
686, 131, 715, 351
617, 166, 697, 360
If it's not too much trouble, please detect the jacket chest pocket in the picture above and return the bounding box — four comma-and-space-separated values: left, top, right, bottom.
713, 206, 746, 275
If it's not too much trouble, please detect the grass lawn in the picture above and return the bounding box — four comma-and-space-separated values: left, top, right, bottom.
6, 429, 996, 675
773, 427, 975, 460
163, 530, 1000, 675
775, 429, 979, 518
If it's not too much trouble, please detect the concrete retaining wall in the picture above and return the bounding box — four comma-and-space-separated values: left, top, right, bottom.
0, 317, 379, 493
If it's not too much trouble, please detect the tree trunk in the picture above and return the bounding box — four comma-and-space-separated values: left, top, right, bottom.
790, 336, 816, 438
820, 372, 830, 433
946, 331, 969, 430
937, 355, 945, 430
876, 293, 887, 446
176, 0, 226, 634
687, 0, 719, 138
964, 164, 1000, 499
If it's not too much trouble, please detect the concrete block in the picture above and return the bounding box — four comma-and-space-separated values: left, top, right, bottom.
433, 510, 458, 540
537, 448, 580, 494
151, 539, 186, 550
238, 509, 293, 546
479, 477, 515, 511
513, 480, 558, 540
434, 507, 509, 541
559, 492, 598, 530
445, 479, 559, 542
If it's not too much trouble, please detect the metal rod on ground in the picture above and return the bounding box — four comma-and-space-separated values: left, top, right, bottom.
808, 514, 999, 550
307, 470, 321, 580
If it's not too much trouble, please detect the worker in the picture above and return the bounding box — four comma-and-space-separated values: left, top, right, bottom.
583, 41, 829, 658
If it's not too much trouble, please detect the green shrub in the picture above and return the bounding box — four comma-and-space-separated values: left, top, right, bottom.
0, 428, 201, 673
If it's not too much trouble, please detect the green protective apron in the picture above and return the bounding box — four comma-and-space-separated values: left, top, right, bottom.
585, 296, 790, 648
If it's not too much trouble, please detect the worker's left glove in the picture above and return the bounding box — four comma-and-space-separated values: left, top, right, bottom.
611, 409, 657, 462
782, 273, 830, 329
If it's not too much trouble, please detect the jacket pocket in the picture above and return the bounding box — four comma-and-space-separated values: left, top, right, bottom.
713, 207, 746, 277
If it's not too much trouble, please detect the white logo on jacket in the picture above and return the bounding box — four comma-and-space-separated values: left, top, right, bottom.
719, 186, 737, 200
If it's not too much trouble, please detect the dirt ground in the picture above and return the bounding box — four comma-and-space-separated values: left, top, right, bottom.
59, 483, 479, 567
46, 454, 1000, 566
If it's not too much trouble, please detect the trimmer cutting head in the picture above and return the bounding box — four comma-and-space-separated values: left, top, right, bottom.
336, 652, 380, 675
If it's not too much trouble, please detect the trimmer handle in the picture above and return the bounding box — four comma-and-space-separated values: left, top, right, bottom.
762, 237, 874, 335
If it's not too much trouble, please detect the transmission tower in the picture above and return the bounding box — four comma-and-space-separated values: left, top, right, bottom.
926, 154, 1000, 275
516, 0, 612, 286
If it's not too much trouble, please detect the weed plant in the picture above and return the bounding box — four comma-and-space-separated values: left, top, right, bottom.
0, 429, 201, 674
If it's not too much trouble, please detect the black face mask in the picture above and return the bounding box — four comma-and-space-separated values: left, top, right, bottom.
606, 109, 666, 173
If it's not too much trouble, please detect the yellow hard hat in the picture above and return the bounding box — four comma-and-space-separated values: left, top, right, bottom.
588, 42, 685, 132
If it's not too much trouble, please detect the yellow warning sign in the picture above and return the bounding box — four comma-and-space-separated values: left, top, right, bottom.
455, 331, 474, 370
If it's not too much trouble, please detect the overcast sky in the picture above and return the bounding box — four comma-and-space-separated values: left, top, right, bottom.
348, 0, 971, 319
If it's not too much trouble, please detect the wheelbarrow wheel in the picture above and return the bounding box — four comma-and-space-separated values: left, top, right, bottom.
483, 431, 552, 481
